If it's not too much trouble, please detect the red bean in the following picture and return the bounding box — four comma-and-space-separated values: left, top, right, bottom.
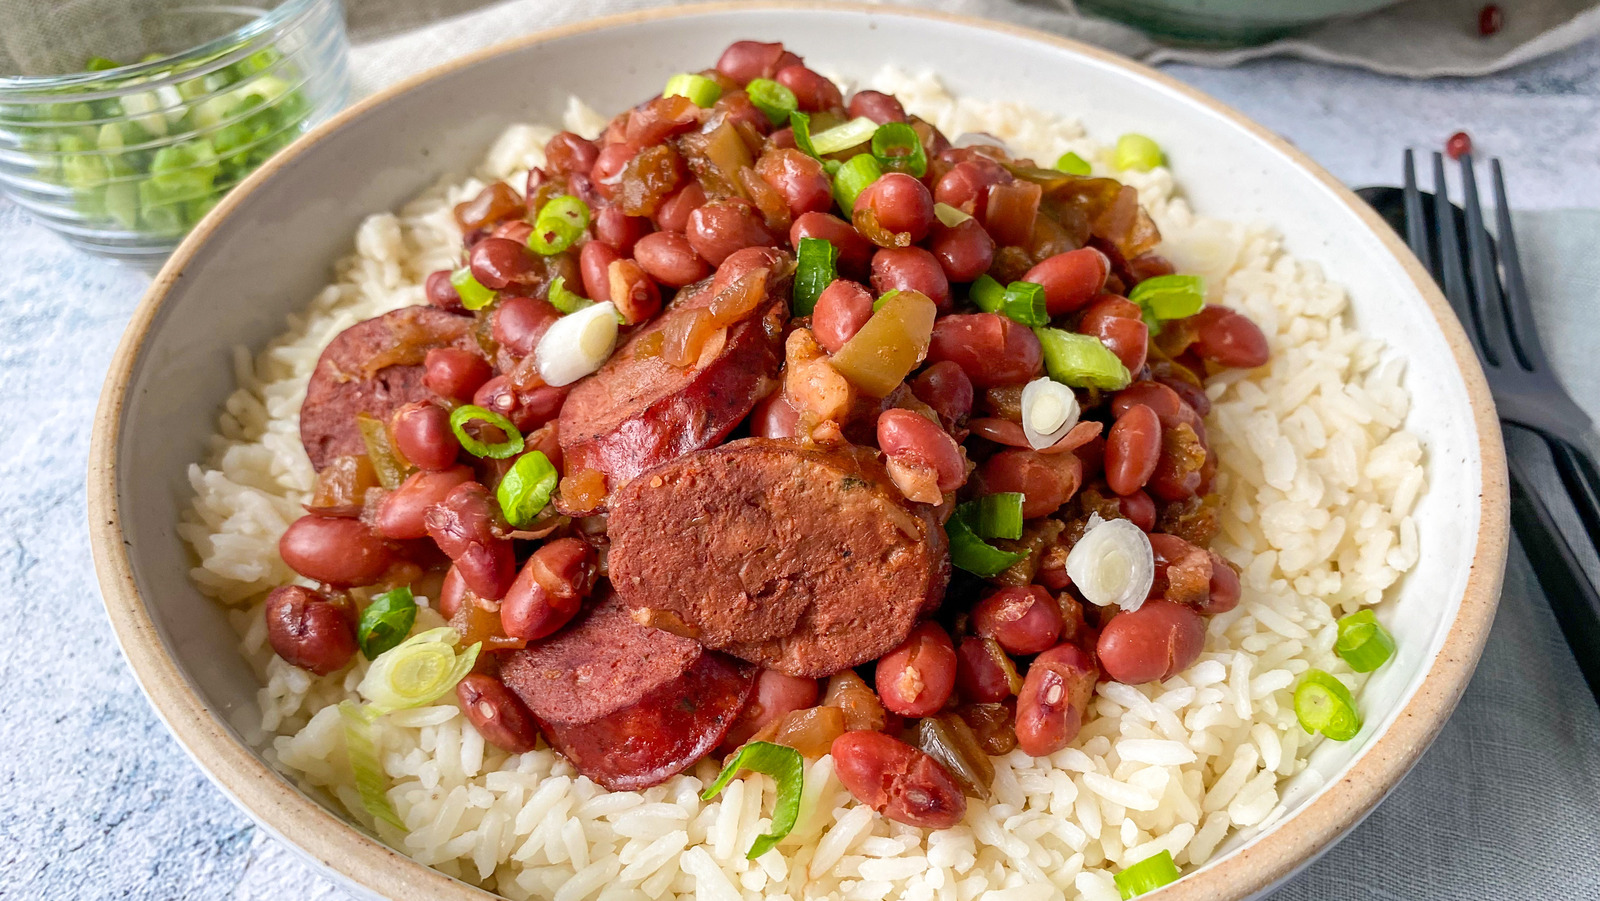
1111, 381, 1203, 432
279, 515, 395, 587
934, 159, 1008, 219
928, 219, 995, 283
775, 65, 843, 112
653, 182, 706, 233
911, 360, 974, 430
456, 673, 541, 753
854, 173, 935, 245
812, 279, 874, 354
715, 40, 802, 85
755, 149, 832, 218
375, 465, 474, 541
1203, 552, 1241, 614
1118, 488, 1157, 532
473, 375, 565, 433
389, 401, 460, 472
710, 91, 771, 137
791, 211, 875, 277
878, 409, 965, 493
490, 219, 533, 245
1079, 295, 1149, 374
438, 565, 468, 619
831, 731, 967, 829
469, 237, 540, 290
982, 181, 1041, 247
1189, 305, 1270, 369
1023, 248, 1110, 316
424, 269, 464, 313
424, 348, 492, 403
500, 537, 598, 640
424, 482, 516, 600
264, 585, 356, 676
847, 90, 907, 124
544, 130, 599, 178
973, 586, 1064, 655
686, 199, 777, 267
606, 258, 664, 325
493, 295, 561, 359
955, 636, 1019, 703
1015, 643, 1098, 757
1096, 600, 1206, 684
926, 313, 1043, 387
632, 231, 710, 288
750, 391, 801, 440
724, 669, 822, 748
1105, 404, 1162, 496
978, 449, 1083, 519
590, 143, 634, 199
870, 246, 950, 312
593, 205, 650, 255
874, 621, 958, 717
578, 239, 620, 303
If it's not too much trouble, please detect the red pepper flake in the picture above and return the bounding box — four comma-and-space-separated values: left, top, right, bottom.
1446, 131, 1473, 160
1478, 4, 1503, 37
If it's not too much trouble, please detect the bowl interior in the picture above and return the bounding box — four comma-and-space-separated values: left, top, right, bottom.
94, 6, 1499, 900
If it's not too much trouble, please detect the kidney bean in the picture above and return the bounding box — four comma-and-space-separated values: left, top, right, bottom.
589, 142, 634, 199
1118, 488, 1157, 532
279, 515, 395, 587
955, 636, 1020, 703
774, 64, 842, 112
1097, 599, 1206, 684
263, 585, 356, 675
978, 448, 1083, 519
1022, 248, 1110, 316
1111, 381, 1204, 432
424, 348, 492, 403
715, 40, 802, 85
755, 148, 832, 218
424, 482, 516, 600
1105, 404, 1162, 496
739, 391, 798, 442
653, 182, 706, 233
469, 237, 540, 291
911, 360, 974, 431
788, 212, 868, 275
493, 295, 561, 359
870, 246, 950, 312
437, 565, 469, 619
389, 401, 460, 472
1189, 305, 1270, 369
973, 586, 1064, 655
1202, 552, 1242, 614
847, 90, 906, 124
710, 91, 771, 136
874, 621, 958, 717
631, 231, 709, 288
934, 159, 1009, 219
832, 731, 967, 828
811, 279, 874, 354
472, 375, 551, 433
592, 205, 650, 255
724, 669, 822, 749
607, 258, 663, 324
926, 313, 1044, 387
686, 199, 777, 267
424, 269, 465, 313
500, 537, 597, 641
878, 409, 966, 493
490, 220, 534, 246
1015, 643, 1098, 757
374, 465, 474, 541
544, 131, 599, 179
456, 673, 541, 753
928, 219, 995, 283
578, 240, 620, 303
855, 173, 935, 245
1147, 532, 1212, 607
1079, 296, 1149, 374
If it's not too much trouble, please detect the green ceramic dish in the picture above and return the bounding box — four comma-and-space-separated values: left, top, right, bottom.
1079, 0, 1405, 45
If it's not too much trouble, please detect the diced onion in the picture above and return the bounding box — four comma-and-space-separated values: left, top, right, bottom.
536, 300, 619, 387
356, 627, 480, 715
1065, 515, 1154, 611
339, 701, 406, 830
1020, 377, 1081, 450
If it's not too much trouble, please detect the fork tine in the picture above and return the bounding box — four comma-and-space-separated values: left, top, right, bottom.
1459, 154, 1515, 369
1491, 160, 1544, 371
1402, 149, 1433, 272
1430, 152, 1485, 359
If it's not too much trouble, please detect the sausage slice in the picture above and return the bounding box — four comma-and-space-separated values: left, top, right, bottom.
607, 438, 951, 677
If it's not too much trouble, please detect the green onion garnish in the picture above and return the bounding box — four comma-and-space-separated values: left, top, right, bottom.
1114, 850, 1181, 898
448, 404, 525, 459
970, 274, 1006, 313
85, 56, 121, 71
356, 627, 480, 715
339, 701, 406, 830
810, 116, 879, 156
1035, 327, 1132, 391
746, 78, 798, 125
547, 275, 593, 315
1000, 281, 1049, 327
528, 194, 591, 255
700, 741, 804, 859
792, 237, 838, 317
1055, 151, 1092, 176
450, 267, 496, 311
933, 202, 972, 227
947, 515, 1025, 578
870, 122, 928, 178
1294, 669, 1362, 741
1335, 610, 1396, 673
1129, 274, 1205, 332
1114, 133, 1163, 172
832, 154, 883, 217
662, 72, 723, 108
356, 586, 418, 660
958, 493, 1025, 541
497, 451, 558, 528
789, 110, 820, 158
872, 289, 900, 313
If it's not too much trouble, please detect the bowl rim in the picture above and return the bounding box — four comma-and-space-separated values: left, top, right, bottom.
86, 3, 1509, 899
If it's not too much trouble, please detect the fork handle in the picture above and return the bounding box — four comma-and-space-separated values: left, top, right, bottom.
1550, 433, 1600, 559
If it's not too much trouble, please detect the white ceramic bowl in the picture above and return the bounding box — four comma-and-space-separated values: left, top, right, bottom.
89, 5, 1508, 900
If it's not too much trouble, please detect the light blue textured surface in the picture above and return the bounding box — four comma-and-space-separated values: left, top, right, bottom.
1, 24, 1597, 901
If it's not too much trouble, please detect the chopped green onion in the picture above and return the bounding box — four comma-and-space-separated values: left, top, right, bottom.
1001, 281, 1049, 328
1294, 669, 1362, 741
947, 515, 1025, 578
789, 110, 820, 158
870, 122, 927, 178
970, 274, 1006, 313
1055, 151, 1092, 176
958, 493, 1024, 541
357, 586, 417, 660
547, 275, 593, 315
1114, 133, 1163, 172
356, 627, 480, 715
528, 194, 590, 255
1335, 610, 1396, 673
810, 116, 878, 156
933, 202, 971, 227
450, 268, 496, 311
339, 701, 406, 830
792, 237, 838, 317
1067, 516, 1154, 611
1115, 850, 1181, 898
832, 154, 882, 217
1035, 327, 1132, 391
85, 56, 120, 72
745, 78, 797, 125
497, 451, 558, 528
662, 72, 723, 108
700, 741, 804, 859
1130, 274, 1205, 332
448, 404, 525, 459
872, 289, 899, 313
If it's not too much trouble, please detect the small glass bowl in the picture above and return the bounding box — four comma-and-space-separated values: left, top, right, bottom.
0, 0, 350, 267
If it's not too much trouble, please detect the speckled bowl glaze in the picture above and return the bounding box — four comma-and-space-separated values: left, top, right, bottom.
88, 4, 1508, 900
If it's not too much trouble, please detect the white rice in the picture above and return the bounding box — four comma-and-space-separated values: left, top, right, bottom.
179, 69, 1425, 900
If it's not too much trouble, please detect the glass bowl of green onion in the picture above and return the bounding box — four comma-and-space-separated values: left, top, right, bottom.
0, 0, 349, 267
